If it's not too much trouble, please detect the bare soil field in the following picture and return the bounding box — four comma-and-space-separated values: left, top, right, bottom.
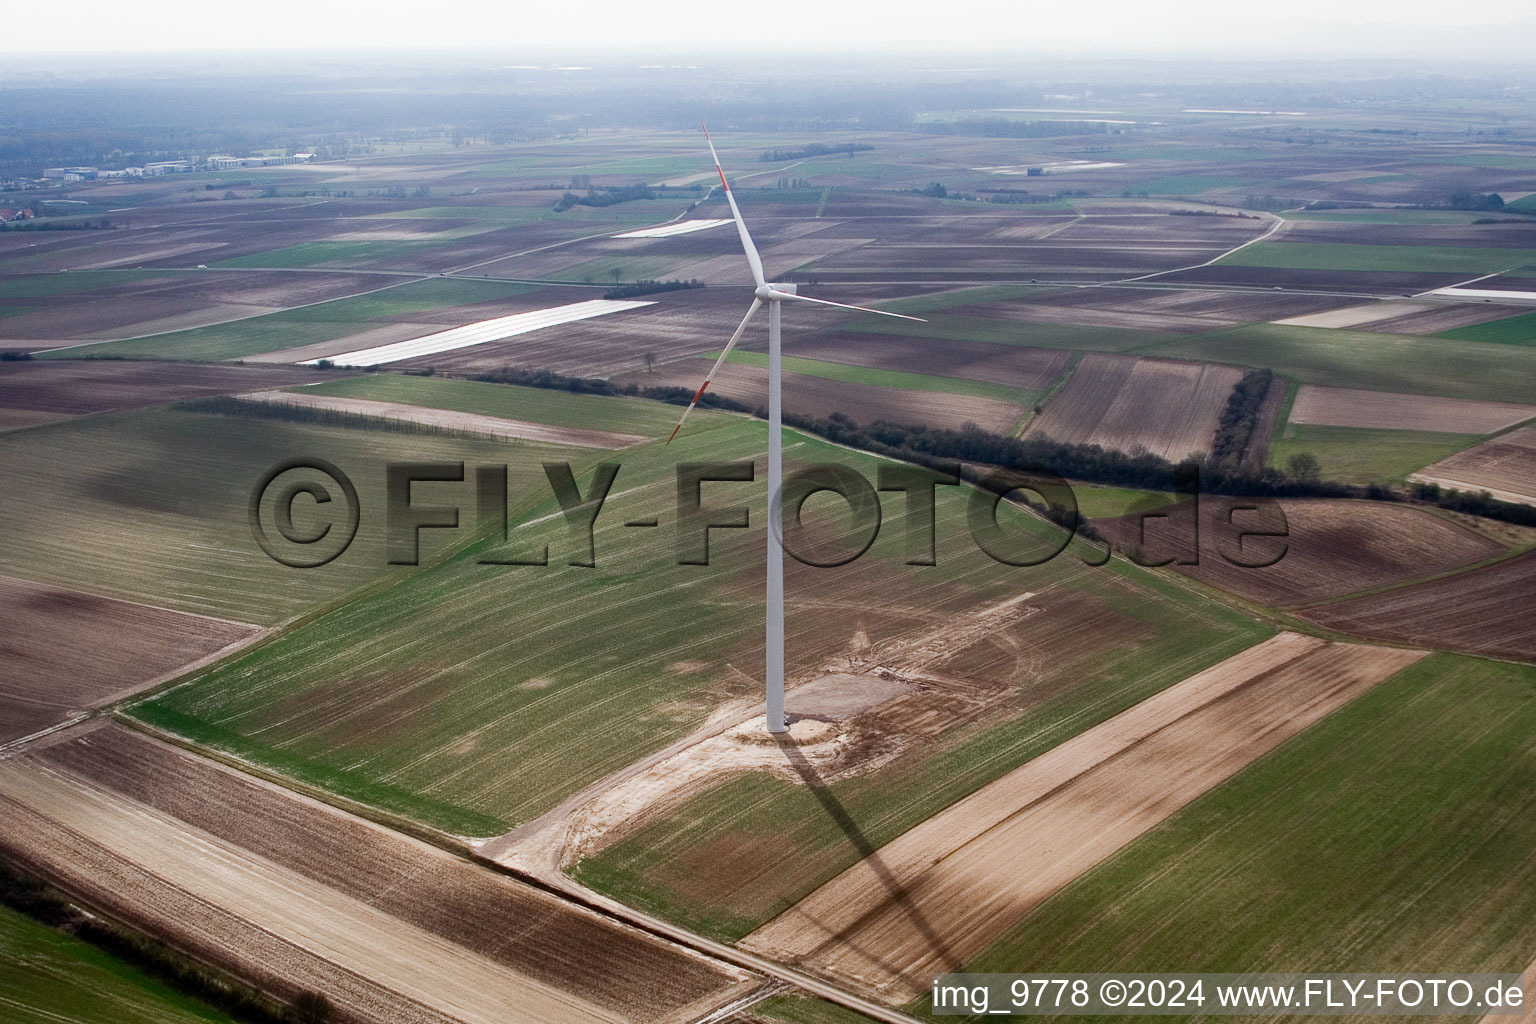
0, 360, 325, 416
236, 390, 647, 448
0, 407, 69, 431
2, 724, 753, 1024
804, 242, 1213, 282
961, 298, 1223, 334
1361, 302, 1525, 335
0, 271, 384, 343
1024, 352, 1242, 459
1274, 299, 1436, 329
1410, 424, 1536, 504
742, 635, 1425, 1002
1160, 266, 1467, 294
779, 331, 1069, 392
1447, 275, 1536, 295
1020, 285, 1344, 323
1093, 497, 1506, 609
392, 289, 759, 378
618, 359, 1023, 432
1303, 549, 1536, 664
1288, 385, 1536, 434
0, 577, 258, 743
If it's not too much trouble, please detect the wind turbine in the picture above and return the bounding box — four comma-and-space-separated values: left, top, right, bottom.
667, 124, 927, 735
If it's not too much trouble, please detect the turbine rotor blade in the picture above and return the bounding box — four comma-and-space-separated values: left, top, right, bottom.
666, 297, 764, 444
702, 122, 767, 288
773, 291, 928, 322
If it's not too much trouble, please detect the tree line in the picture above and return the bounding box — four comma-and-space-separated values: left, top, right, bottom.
471, 365, 1536, 529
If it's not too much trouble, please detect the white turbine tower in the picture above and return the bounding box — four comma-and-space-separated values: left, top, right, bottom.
667, 124, 927, 735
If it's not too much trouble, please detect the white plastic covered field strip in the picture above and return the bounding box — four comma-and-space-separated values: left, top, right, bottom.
611, 219, 731, 239
302, 299, 654, 366
1428, 287, 1536, 303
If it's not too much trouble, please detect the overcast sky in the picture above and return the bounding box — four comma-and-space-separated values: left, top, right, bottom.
5, 0, 1535, 56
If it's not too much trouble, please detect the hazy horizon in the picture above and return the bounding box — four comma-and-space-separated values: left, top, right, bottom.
4, 1, 1536, 62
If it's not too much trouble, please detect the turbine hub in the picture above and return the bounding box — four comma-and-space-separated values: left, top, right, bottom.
756, 283, 797, 300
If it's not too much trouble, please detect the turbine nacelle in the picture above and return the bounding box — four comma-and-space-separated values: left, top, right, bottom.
756, 283, 798, 300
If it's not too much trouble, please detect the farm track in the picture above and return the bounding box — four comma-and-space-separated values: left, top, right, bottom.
741, 634, 1426, 1003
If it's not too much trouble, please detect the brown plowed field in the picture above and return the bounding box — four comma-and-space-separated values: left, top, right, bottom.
619, 359, 1025, 433
779, 331, 1070, 393
0, 783, 462, 1024
1303, 549, 1536, 664
0, 577, 258, 743
1093, 498, 1506, 609
0, 360, 327, 416
1158, 266, 1467, 294
0, 272, 384, 343
3, 724, 752, 1024
393, 289, 756, 377
1409, 425, 1536, 504
1288, 386, 1536, 434
742, 635, 1425, 1002
1362, 302, 1523, 335
1013, 285, 1343, 322
1025, 352, 1242, 459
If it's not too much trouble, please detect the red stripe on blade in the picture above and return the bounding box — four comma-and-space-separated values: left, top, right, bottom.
692, 381, 710, 402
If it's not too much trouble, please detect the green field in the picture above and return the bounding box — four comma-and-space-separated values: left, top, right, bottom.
572, 502, 1271, 942
1070, 483, 1176, 519
576, 574, 1269, 939
131, 414, 1270, 842
0, 270, 179, 299
0, 406, 577, 624
301, 374, 700, 437
755, 995, 881, 1024
1268, 424, 1483, 484
718, 350, 1029, 405
936, 654, 1536, 1014
1437, 309, 1536, 345
1141, 323, 1536, 405
0, 904, 233, 1024
1132, 175, 1249, 195
42, 278, 540, 361
1219, 241, 1536, 274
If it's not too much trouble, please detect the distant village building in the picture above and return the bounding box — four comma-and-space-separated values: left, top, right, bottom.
42, 166, 97, 180
0, 208, 36, 222
206, 154, 315, 170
